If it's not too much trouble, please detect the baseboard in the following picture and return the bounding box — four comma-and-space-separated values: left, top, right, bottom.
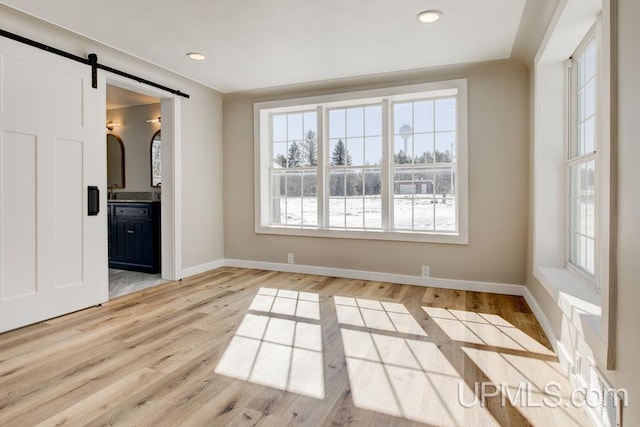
180, 259, 226, 279
223, 258, 524, 296
522, 286, 573, 373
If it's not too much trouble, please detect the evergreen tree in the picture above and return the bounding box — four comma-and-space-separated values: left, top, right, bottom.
329, 139, 361, 196
394, 149, 411, 164
303, 130, 318, 166
287, 141, 302, 168
414, 150, 451, 164
416, 151, 433, 164
330, 139, 355, 196
435, 149, 452, 163
274, 154, 287, 168
331, 139, 352, 166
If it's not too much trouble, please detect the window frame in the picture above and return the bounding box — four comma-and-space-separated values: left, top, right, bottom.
254, 79, 468, 244
565, 25, 600, 289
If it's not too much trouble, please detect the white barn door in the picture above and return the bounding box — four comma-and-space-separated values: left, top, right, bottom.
0, 38, 107, 332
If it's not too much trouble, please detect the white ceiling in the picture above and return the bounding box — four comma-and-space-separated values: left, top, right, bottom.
2, 0, 527, 93
106, 85, 159, 110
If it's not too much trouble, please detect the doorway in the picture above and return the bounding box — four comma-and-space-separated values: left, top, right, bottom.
105, 80, 181, 298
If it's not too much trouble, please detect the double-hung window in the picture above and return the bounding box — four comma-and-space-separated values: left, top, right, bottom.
392, 98, 457, 232
270, 110, 318, 227
568, 30, 598, 283
327, 105, 383, 229
255, 80, 468, 244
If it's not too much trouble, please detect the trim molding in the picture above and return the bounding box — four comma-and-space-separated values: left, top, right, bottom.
180, 259, 226, 279
223, 258, 524, 295
522, 287, 576, 380
522, 287, 560, 354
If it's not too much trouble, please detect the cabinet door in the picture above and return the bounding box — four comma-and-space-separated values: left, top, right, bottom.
110, 219, 133, 263
107, 204, 113, 260
131, 220, 154, 267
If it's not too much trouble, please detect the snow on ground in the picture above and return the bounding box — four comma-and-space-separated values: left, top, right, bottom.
273, 196, 456, 231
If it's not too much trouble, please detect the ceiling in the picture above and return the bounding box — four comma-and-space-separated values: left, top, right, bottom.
2, 0, 527, 93
106, 85, 159, 110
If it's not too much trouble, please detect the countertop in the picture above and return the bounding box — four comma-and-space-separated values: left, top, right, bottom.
107, 199, 161, 203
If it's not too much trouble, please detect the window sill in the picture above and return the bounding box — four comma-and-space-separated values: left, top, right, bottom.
255, 225, 469, 245
534, 266, 606, 358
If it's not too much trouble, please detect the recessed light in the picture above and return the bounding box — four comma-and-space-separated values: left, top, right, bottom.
186, 52, 206, 61
417, 10, 442, 24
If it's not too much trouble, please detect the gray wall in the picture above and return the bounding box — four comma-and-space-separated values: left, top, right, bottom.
223, 60, 529, 285
612, 0, 640, 414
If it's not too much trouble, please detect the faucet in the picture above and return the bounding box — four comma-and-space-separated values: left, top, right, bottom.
108, 184, 120, 200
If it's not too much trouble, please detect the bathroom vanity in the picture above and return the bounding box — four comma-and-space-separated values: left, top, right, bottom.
108, 200, 161, 273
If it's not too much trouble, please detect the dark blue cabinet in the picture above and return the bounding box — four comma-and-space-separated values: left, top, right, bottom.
108, 202, 161, 273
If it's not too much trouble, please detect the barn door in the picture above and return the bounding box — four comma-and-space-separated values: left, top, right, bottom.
0, 37, 107, 332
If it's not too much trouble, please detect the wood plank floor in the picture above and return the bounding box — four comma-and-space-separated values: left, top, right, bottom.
0, 267, 591, 426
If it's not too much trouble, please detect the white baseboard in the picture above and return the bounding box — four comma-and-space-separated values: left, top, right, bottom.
224, 258, 524, 296
522, 287, 560, 353
180, 259, 226, 279
523, 287, 574, 377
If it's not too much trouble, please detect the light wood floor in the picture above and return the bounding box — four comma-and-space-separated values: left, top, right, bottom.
0, 267, 591, 426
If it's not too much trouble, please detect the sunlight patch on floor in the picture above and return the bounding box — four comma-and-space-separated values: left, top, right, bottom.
334, 296, 427, 336
423, 306, 555, 355
336, 298, 498, 426
249, 287, 320, 320
462, 346, 591, 426
215, 289, 324, 399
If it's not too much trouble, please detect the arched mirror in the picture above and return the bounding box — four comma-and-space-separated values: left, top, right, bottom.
106, 134, 125, 189
150, 130, 161, 187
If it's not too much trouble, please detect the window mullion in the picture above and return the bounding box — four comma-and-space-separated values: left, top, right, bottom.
566, 58, 575, 161
565, 59, 574, 270
316, 105, 326, 229
381, 99, 391, 231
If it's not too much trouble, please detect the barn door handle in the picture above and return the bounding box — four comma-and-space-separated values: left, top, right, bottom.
88, 186, 100, 216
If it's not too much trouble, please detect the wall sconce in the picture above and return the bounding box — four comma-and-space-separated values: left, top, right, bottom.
106, 121, 121, 131
146, 117, 161, 124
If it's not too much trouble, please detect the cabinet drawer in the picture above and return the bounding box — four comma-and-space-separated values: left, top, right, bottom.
113, 206, 149, 218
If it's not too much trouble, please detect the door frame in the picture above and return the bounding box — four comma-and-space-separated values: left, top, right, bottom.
105, 75, 182, 282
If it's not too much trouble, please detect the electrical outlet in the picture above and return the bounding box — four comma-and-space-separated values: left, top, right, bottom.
574, 354, 582, 375
421, 265, 430, 277
288, 253, 294, 264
